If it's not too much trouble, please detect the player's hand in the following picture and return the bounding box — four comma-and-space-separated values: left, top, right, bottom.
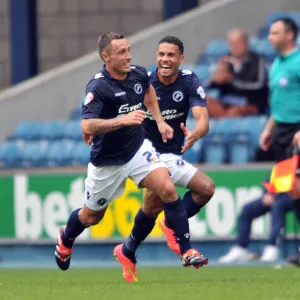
157, 121, 173, 143
259, 130, 272, 151
83, 133, 93, 146
293, 130, 300, 150
122, 110, 146, 126
181, 123, 198, 153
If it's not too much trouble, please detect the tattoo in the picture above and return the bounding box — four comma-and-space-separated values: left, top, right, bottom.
87, 118, 124, 135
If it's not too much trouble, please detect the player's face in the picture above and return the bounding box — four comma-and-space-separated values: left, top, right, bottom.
268, 21, 289, 51
105, 39, 132, 74
156, 43, 184, 78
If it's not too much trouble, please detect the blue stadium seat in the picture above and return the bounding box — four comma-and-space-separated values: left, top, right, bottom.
11, 121, 42, 141
227, 133, 254, 164
0, 141, 23, 168
202, 134, 227, 164
239, 115, 268, 146
46, 140, 75, 166
71, 142, 91, 166
192, 65, 211, 82
183, 139, 203, 164
20, 141, 48, 167
257, 27, 269, 38
40, 121, 66, 141
266, 12, 300, 28
70, 109, 81, 120
196, 54, 221, 65
63, 121, 82, 141
204, 39, 229, 56
250, 38, 275, 57
213, 117, 243, 136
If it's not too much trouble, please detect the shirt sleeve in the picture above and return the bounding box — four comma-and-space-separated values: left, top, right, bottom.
81, 84, 106, 119
135, 65, 150, 91
188, 73, 207, 107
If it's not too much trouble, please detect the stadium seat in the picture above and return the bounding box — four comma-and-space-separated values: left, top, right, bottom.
257, 27, 269, 38
20, 141, 48, 168
40, 121, 66, 141
250, 38, 275, 57
202, 134, 227, 164
183, 139, 203, 164
239, 115, 268, 146
265, 12, 300, 28
71, 142, 91, 166
192, 65, 211, 82
213, 117, 243, 136
63, 121, 82, 141
227, 133, 254, 164
204, 39, 229, 56
46, 140, 76, 166
11, 121, 42, 141
0, 141, 23, 168
196, 53, 221, 65
70, 109, 81, 120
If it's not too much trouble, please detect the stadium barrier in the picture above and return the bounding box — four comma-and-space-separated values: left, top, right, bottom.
1, 164, 298, 244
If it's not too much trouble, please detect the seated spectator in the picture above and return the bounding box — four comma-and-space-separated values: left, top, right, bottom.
206, 29, 269, 118
219, 186, 293, 264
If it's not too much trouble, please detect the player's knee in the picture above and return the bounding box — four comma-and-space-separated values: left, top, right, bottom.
202, 178, 215, 199
159, 180, 178, 201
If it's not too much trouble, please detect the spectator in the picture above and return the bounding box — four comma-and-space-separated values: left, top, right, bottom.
219, 186, 293, 264
206, 29, 269, 118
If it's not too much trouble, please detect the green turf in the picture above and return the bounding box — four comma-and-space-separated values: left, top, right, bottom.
0, 267, 299, 300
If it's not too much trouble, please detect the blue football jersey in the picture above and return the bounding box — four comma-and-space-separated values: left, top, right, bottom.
144, 69, 206, 155
81, 65, 149, 166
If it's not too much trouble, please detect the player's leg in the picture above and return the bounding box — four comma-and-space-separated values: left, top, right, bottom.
260, 193, 293, 262
158, 157, 214, 255
123, 157, 215, 258
219, 194, 272, 264
55, 163, 127, 271
122, 190, 162, 260
138, 167, 208, 268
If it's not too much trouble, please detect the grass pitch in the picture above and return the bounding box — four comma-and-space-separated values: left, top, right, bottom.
0, 266, 299, 300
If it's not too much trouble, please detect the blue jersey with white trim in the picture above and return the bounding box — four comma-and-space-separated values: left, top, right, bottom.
81, 65, 149, 166
144, 69, 206, 155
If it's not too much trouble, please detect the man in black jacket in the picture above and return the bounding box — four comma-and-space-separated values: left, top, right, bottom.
206, 29, 269, 118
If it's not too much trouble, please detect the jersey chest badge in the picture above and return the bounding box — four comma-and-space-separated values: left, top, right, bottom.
173, 91, 184, 102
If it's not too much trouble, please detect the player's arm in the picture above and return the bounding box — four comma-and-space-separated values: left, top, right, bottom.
81, 117, 124, 136
181, 106, 209, 153
81, 89, 145, 136
191, 106, 209, 139
144, 84, 173, 142
144, 84, 164, 124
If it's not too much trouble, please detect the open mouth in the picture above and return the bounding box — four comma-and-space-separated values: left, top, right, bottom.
160, 65, 171, 70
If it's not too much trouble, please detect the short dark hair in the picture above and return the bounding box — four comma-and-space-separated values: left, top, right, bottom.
273, 17, 298, 41
97, 32, 125, 60
158, 36, 184, 54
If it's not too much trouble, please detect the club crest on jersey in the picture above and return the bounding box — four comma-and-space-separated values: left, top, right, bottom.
176, 159, 186, 167
84, 92, 94, 105
173, 91, 183, 102
197, 86, 206, 99
134, 83, 143, 94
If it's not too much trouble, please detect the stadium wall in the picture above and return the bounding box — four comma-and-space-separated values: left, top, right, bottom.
0, 0, 299, 142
